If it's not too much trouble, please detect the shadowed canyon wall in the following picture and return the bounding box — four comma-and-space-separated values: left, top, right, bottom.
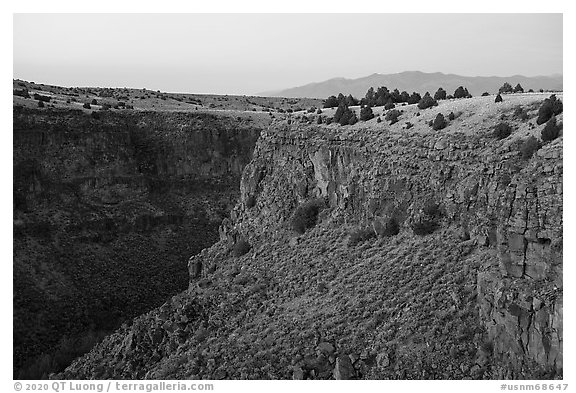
13, 108, 261, 377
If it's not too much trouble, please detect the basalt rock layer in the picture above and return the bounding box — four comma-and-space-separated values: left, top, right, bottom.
58, 95, 562, 379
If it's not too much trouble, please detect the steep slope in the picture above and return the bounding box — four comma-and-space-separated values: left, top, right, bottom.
268, 71, 563, 98
13, 108, 261, 378
58, 94, 562, 379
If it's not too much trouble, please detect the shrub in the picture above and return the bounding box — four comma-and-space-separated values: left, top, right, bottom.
232, 239, 251, 257
434, 88, 447, 100
291, 199, 326, 234
454, 86, 471, 99
37, 100, 44, 108
495, 94, 503, 103
348, 113, 358, 125
423, 201, 441, 218
316, 116, 323, 124
536, 95, 563, 125
376, 117, 382, 123
520, 136, 541, 159
33, 93, 51, 102
481, 92, 490, 97
385, 109, 401, 124
360, 105, 375, 121
13, 89, 30, 98
334, 104, 346, 123
514, 83, 524, 93
448, 112, 455, 121
411, 218, 438, 236
513, 106, 529, 121
405, 122, 413, 129
373, 216, 400, 237
408, 92, 421, 105
91, 99, 98, 105
493, 122, 512, 139
384, 102, 395, 110
348, 227, 376, 247
245, 195, 256, 208
345, 94, 359, 107
499, 82, 513, 94
83, 103, 91, 109
541, 116, 560, 142
417, 94, 438, 110
432, 113, 447, 130
316, 108, 322, 114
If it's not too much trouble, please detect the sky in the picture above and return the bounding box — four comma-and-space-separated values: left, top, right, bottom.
13, 13, 563, 95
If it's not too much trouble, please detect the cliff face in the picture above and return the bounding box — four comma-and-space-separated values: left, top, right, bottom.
58, 95, 562, 380
226, 120, 562, 376
13, 108, 261, 377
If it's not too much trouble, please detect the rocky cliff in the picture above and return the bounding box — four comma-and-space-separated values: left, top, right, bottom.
57, 95, 562, 379
13, 108, 261, 378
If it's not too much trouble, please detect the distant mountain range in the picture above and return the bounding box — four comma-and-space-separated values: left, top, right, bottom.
261, 71, 563, 99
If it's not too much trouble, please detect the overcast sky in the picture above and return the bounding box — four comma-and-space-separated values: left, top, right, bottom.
13, 13, 562, 95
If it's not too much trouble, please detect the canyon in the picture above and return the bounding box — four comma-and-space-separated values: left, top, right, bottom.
41, 93, 562, 380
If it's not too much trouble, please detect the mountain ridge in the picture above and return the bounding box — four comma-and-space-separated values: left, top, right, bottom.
262, 71, 563, 99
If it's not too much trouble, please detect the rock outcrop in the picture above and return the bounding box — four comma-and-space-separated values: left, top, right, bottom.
225, 117, 562, 377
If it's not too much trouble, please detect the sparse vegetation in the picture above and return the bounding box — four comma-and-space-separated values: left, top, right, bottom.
417, 93, 438, 110
541, 116, 561, 142
432, 113, 447, 130
232, 239, 251, 257
360, 105, 375, 121
536, 95, 563, 125
290, 199, 326, 234
245, 195, 256, 208
348, 227, 376, 247
434, 88, 447, 100
373, 216, 400, 237
411, 218, 438, 236
14, 89, 30, 98
493, 122, 512, 139
499, 82, 513, 94
453, 86, 471, 99
33, 93, 51, 102
334, 104, 358, 125
385, 109, 401, 125
513, 106, 529, 121
520, 136, 541, 159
